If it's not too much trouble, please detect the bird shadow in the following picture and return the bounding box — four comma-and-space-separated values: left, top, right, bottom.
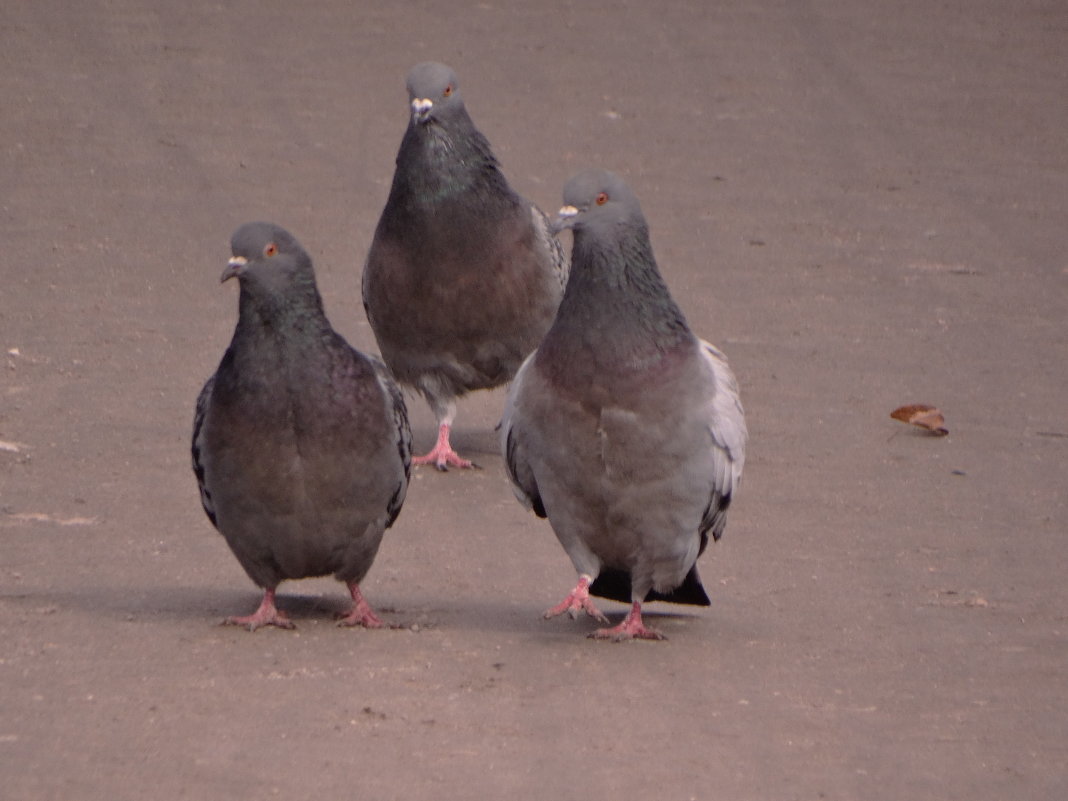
416, 594, 719, 641
0, 583, 356, 627
1, 584, 743, 643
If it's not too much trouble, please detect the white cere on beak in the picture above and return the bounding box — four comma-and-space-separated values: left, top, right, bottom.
557, 205, 579, 220
228, 256, 248, 268
411, 98, 433, 119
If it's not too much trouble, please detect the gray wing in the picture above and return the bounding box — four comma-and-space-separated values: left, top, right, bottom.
500, 353, 547, 518
191, 374, 218, 527
696, 339, 747, 543
530, 203, 569, 290
368, 354, 413, 528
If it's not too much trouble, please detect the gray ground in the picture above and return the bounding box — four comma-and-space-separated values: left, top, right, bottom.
2, 1, 1066, 799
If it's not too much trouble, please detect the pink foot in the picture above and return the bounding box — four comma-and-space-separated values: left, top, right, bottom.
590, 601, 665, 641
544, 575, 609, 623
412, 423, 477, 470
223, 587, 295, 631
337, 583, 384, 629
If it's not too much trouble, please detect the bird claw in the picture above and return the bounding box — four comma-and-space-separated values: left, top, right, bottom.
588, 624, 665, 642
588, 602, 665, 641
413, 423, 478, 470
224, 616, 296, 632
222, 588, 295, 631
412, 448, 477, 471
337, 610, 384, 632
336, 609, 385, 629
544, 576, 609, 624
337, 584, 385, 628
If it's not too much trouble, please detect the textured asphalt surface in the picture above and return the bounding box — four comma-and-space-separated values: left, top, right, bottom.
2, 2, 1066, 799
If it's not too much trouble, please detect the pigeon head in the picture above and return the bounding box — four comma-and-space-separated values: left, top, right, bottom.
406, 62, 464, 125
552, 169, 644, 235
220, 222, 321, 313
221, 222, 311, 285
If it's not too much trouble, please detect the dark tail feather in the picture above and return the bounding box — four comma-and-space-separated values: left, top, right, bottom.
647, 564, 711, 606
588, 569, 633, 604
589, 564, 711, 607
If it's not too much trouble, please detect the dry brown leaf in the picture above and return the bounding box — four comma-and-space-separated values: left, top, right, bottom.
890, 404, 948, 436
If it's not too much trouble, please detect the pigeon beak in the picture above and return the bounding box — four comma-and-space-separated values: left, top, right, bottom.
411, 98, 433, 123
220, 255, 248, 283
551, 205, 580, 234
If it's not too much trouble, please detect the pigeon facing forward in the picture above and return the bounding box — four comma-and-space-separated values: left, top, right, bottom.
193, 222, 411, 631
363, 61, 567, 470
502, 170, 747, 640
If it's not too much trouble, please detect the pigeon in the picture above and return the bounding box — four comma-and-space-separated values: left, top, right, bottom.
192, 222, 411, 631
363, 61, 568, 470
501, 170, 747, 640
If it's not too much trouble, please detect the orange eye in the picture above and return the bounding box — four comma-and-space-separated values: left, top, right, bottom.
443, 84, 453, 97
264, 243, 278, 257
595, 192, 609, 205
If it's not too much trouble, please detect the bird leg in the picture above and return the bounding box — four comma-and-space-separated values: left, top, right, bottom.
589, 601, 665, 641
544, 574, 609, 623
223, 586, 295, 631
412, 423, 477, 470
337, 583, 385, 628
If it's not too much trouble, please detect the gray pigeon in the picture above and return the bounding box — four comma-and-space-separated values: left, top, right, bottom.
501, 170, 747, 640
192, 222, 411, 631
363, 61, 567, 470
